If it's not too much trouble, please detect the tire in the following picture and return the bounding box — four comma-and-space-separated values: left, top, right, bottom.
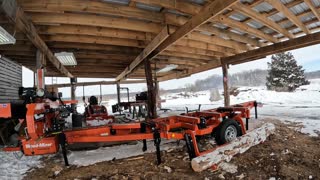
214, 119, 242, 145
72, 114, 84, 128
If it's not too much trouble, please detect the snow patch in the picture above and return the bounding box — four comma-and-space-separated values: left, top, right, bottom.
68, 140, 182, 166
0, 151, 43, 180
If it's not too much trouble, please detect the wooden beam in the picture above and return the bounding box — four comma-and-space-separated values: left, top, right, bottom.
43, 34, 147, 48
158, 59, 221, 81
116, 26, 170, 81
36, 49, 46, 69
144, 58, 157, 119
266, 0, 310, 34
37, 25, 152, 41
28, 12, 162, 33
46, 80, 146, 88
233, 2, 294, 39
303, 0, 320, 22
0, 0, 73, 77
19, 0, 163, 23
151, 0, 238, 58
185, 32, 249, 52
223, 31, 320, 65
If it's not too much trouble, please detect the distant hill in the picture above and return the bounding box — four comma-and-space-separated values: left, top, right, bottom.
305, 70, 320, 79
180, 69, 320, 92
74, 69, 320, 98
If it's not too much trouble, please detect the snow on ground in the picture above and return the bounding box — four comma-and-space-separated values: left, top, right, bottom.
0, 151, 43, 180
68, 140, 183, 166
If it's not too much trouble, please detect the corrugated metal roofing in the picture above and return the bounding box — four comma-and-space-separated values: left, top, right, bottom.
101, 0, 129, 5
300, 14, 316, 23
247, 20, 264, 29
135, 3, 162, 12
307, 21, 320, 29
230, 29, 246, 35
186, 0, 206, 5
262, 27, 275, 34
312, 0, 320, 7
290, 2, 309, 15
268, 12, 286, 22
229, 12, 248, 21
167, 9, 190, 17
289, 27, 302, 34
240, 0, 254, 3
212, 23, 228, 29
253, 2, 274, 13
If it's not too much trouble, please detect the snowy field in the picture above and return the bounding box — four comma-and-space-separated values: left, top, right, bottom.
1, 79, 319, 179
161, 79, 320, 137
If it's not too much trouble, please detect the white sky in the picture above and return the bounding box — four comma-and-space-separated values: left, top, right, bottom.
22, 44, 320, 97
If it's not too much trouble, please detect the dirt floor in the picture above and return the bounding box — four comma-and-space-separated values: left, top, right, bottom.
25, 119, 320, 180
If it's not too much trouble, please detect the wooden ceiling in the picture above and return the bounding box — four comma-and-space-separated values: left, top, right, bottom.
0, 0, 320, 81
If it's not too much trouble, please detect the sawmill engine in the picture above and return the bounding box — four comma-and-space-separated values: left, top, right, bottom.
0, 87, 72, 149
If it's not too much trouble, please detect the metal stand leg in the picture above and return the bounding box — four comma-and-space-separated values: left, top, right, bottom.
254, 101, 258, 119
184, 134, 196, 160
246, 118, 249, 130
140, 122, 147, 152
59, 133, 69, 166
153, 129, 161, 165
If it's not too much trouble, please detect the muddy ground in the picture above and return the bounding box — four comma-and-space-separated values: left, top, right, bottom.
25, 119, 320, 180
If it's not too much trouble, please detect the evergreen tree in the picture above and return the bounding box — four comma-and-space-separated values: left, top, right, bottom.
266, 52, 309, 92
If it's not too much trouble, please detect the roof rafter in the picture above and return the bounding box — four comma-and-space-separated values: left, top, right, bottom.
0, 0, 73, 77
152, 0, 238, 57
213, 15, 278, 43
265, 0, 310, 34
116, 25, 170, 81
116, 0, 238, 81
233, 2, 295, 39
303, 0, 320, 22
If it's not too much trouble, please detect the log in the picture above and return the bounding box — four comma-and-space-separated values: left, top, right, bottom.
191, 123, 276, 172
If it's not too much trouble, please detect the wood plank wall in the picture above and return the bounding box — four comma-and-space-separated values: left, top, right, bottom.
0, 57, 22, 103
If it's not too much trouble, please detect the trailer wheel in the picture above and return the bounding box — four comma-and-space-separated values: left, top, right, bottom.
215, 119, 241, 145
72, 114, 84, 128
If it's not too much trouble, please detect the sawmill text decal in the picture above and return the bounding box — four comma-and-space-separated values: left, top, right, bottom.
25, 143, 53, 149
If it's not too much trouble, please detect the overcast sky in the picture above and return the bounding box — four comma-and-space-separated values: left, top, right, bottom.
22, 44, 320, 97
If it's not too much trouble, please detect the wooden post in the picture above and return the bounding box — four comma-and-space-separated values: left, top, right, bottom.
144, 59, 157, 119
116, 82, 121, 114
70, 77, 77, 111
35, 49, 46, 89
36, 49, 46, 69
222, 63, 230, 107
155, 80, 162, 109
70, 78, 77, 100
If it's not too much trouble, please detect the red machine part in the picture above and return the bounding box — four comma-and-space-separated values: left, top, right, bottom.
4, 100, 258, 164
85, 104, 115, 123
21, 136, 59, 155
0, 103, 11, 118
65, 101, 257, 156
